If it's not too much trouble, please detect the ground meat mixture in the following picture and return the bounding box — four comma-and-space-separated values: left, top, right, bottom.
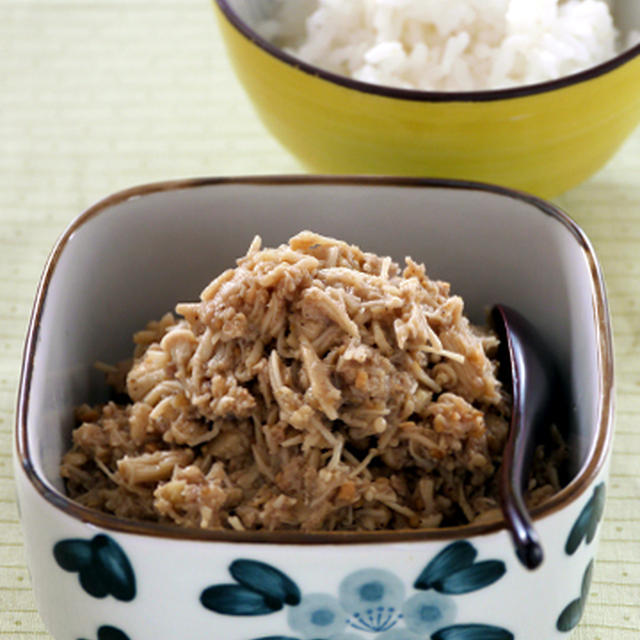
61, 232, 561, 531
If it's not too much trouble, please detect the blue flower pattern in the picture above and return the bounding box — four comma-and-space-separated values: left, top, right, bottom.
377, 631, 422, 640
402, 592, 456, 635
339, 569, 404, 632
199, 542, 513, 640
288, 594, 347, 638
54, 484, 608, 640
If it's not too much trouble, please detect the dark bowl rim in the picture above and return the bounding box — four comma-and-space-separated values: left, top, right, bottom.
16, 175, 615, 545
214, 0, 640, 103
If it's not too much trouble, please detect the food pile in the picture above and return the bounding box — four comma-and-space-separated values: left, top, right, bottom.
61, 232, 560, 531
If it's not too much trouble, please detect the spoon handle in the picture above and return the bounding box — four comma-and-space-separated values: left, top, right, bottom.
492, 305, 551, 571
500, 412, 544, 569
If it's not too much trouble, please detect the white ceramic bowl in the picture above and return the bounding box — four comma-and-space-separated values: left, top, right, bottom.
15, 177, 613, 640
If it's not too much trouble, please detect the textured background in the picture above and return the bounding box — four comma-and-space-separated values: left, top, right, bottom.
1, 1, 639, 638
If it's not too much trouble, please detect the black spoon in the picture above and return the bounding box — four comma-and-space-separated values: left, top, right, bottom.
491, 304, 559, 571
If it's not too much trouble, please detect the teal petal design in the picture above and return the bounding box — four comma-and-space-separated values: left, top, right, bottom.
565, 483, 606, 555
231, 560, 301, 606
432, 561, 506, 595
200, 584, 283, 615
414, 542, 477, 590
78, 626, 131, 640
585, 487, 606, 544
565, 508, 591, 556
556, 599, 584, 633
79, 567, 109, 599
53, 540, 93, 571
97, 627, 130, 640
53, 535, 135, 602
556, 560, 595, 633
581, 560, 594, 600
431, 623, 514, 640
92, 535, 136, 601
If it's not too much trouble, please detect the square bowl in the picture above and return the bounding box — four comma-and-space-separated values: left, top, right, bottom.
15, 177, 613, 640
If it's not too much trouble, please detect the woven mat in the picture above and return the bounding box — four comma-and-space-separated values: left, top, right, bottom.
0, 2, 638, 638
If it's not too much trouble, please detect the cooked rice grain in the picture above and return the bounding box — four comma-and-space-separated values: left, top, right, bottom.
261, 0, 623, 91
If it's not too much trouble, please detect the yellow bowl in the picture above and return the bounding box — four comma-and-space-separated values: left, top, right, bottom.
213, 1, 640, 198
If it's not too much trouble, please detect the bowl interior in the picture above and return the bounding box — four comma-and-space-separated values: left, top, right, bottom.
609, 0, 640, 30
227, 0, 314, 37
22, 179, 609, 515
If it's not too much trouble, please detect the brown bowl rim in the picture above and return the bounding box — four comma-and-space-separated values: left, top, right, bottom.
214, 0, 640, 103
16, 175, 614, 544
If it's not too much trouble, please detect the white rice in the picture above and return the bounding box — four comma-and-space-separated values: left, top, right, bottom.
259, 0, 627, 91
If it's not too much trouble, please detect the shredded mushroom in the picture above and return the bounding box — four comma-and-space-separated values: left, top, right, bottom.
61, 232, 562, 531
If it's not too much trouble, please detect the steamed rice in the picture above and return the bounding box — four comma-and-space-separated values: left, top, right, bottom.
259, 0, 627, 91
61, 232, 564, 532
